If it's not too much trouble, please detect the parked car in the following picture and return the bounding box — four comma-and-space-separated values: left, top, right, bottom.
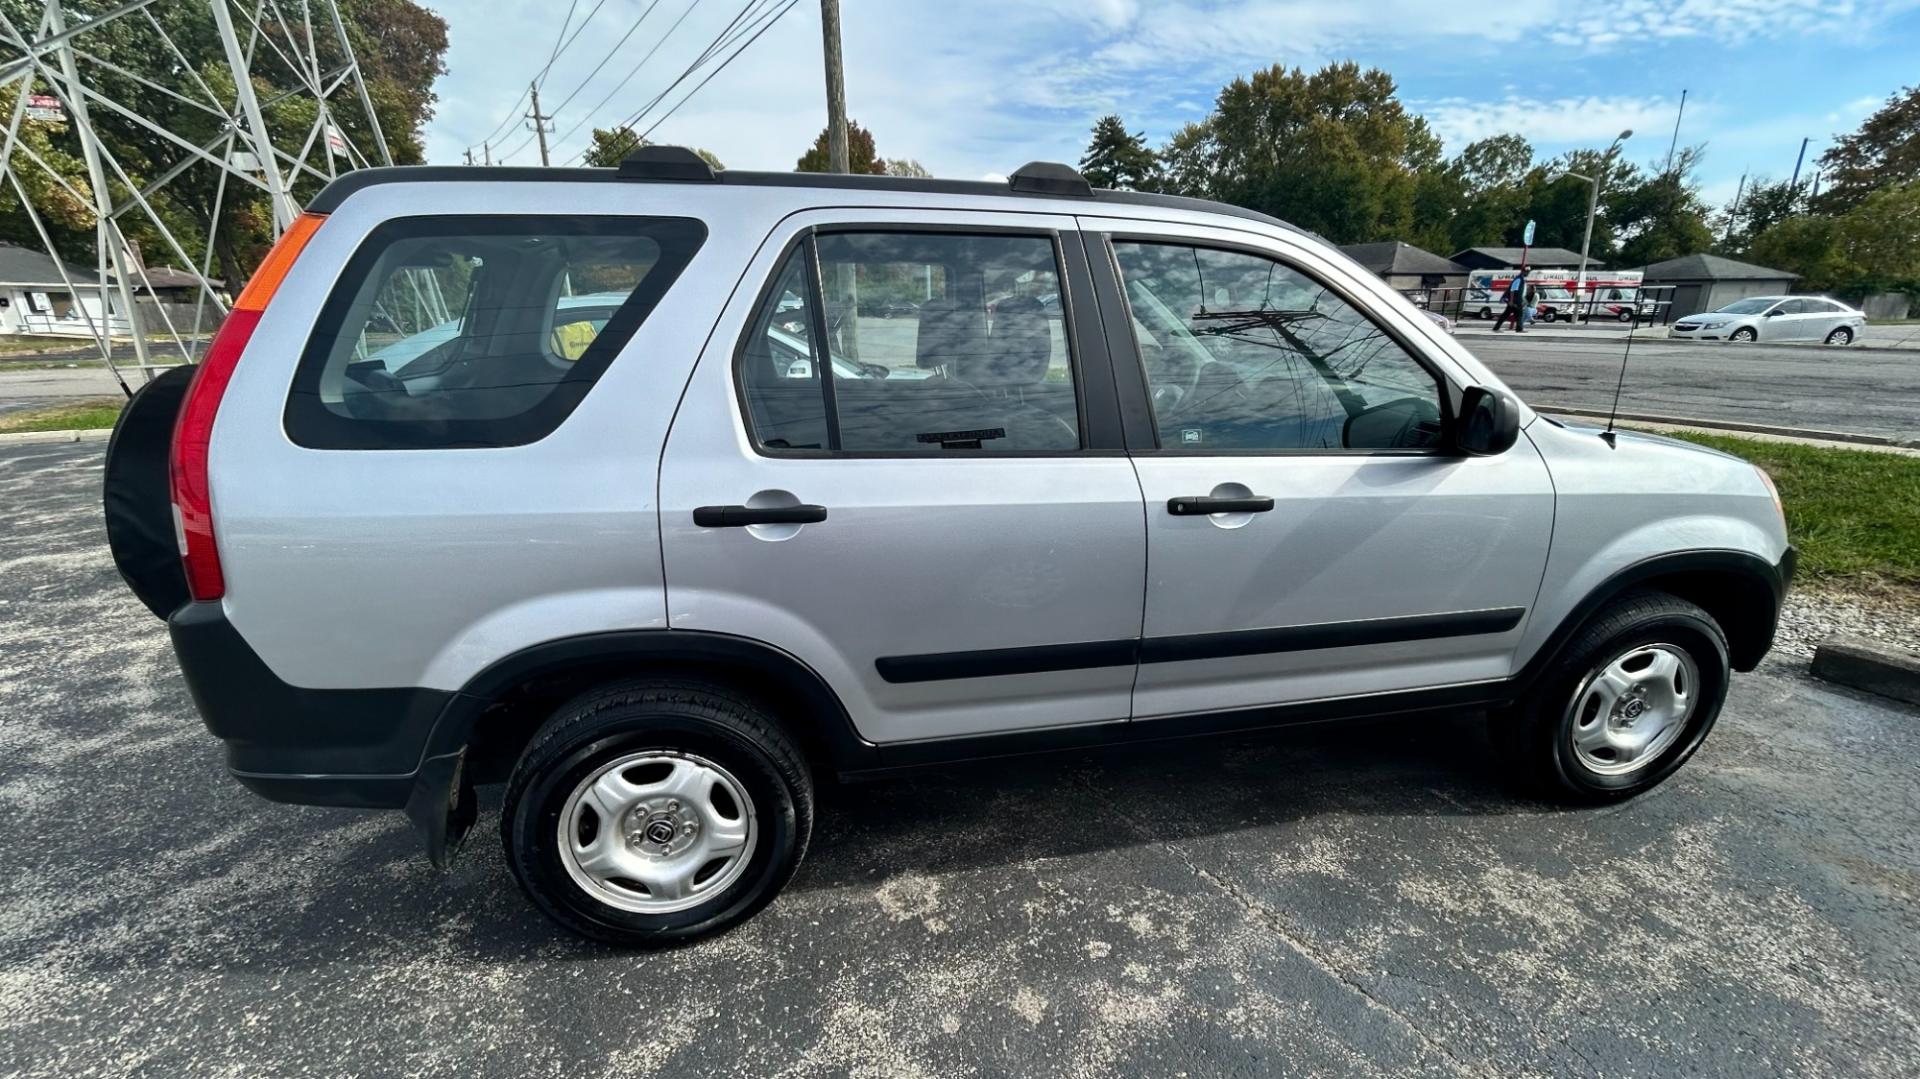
1669, 296, 1865, 344
102, 151, 1793, 947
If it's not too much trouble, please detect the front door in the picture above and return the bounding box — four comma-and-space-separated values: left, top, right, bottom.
660, 210, 1146, 744
1081, 219, 1555, 720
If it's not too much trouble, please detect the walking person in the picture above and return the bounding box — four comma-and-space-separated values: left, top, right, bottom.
1492, 267, 1528, 333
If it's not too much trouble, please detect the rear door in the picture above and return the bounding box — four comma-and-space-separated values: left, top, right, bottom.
1080, 217, 1555, 721
659, 209, 1147, 744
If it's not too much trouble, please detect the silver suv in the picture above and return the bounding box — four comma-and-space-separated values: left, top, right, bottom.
104, 150, 1794, 946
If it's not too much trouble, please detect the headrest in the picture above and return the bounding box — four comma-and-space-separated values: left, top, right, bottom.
914, 296, 989, 371
967, 296, 1051, 387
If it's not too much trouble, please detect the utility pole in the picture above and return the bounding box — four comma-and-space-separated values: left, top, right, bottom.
1788, 136, 1810, 200
1724, 172, 1747, 245
1663, 89, 1687, 175
482, 140, 491, 166
527, 82, 553, 166
820, 0, 848, 173
464, 147, 474, 166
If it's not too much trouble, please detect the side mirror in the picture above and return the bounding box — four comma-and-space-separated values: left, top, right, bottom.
1763, 308, 1784, 317
1455, 386, 1519, 456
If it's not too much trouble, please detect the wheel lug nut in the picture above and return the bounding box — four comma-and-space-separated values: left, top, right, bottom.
667, 801, 680, 812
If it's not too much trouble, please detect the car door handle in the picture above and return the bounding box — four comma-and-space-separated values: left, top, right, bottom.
1167, 495, 1275, 516
693, 505, 828, 527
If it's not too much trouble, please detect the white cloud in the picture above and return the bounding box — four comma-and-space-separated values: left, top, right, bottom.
1421, 96, 1704, 156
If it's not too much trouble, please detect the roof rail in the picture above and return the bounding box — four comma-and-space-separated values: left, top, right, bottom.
618, 145, 717, 182
1008, 161, 1092, 197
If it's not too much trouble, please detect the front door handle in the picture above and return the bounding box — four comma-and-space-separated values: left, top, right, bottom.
1167, 495, 1274, 516
694, 504, 828, 527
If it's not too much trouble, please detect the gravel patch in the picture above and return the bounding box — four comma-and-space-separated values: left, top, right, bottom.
1774, 587, 1920, 659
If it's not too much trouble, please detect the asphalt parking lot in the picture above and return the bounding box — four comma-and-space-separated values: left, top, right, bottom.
3, 440, 1919, 1078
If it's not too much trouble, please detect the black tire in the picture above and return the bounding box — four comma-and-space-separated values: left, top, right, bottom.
502, 679, 813, 947
1729, 326, 1757, 343
1496, 590, 1730, 803
1825, 327, 1853, 345
1479, 306, 1494, 320
1616, 308, 1633, 322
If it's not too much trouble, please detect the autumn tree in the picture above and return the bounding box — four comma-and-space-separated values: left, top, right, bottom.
795, 120, 886, 174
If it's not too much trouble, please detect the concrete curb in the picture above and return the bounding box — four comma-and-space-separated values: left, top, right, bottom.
0, 427, 112, 446
1812, 637, 1920, 707
1535, 405, 1920, 450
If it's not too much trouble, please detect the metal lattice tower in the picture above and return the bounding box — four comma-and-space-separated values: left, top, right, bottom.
0, 0, 391, 391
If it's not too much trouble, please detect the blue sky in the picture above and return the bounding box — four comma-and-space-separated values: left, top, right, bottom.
424, 0, 1920, 211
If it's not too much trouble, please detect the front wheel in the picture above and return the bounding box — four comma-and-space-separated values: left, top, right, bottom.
1496, 590, 1729, 802
502, 679, 813, 946
1617, 308, 1633, 322
1825, 326, 1854, 345
1729, 326, 1757, 343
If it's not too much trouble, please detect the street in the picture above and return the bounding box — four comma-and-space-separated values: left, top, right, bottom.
1461, 332, 1920, 442
2, 440, 1917, 1077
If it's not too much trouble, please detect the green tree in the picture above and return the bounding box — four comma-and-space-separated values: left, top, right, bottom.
581, 127, 724, 170
1816, 85, 1920, 212
1157, 62, 1448, 244
1716, 177, 1798, 254
1747, 183, 1920, 295
1441, 134, 1532, 251
1748, 214, 1851, 292
1078, 115, 1159, 190
883, 158, 931, 178
795, 120, 886, 174
1605, 147, 1715, 267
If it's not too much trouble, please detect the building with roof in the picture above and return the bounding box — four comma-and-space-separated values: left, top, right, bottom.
1638, 253, 1799, 320
1338, 241, 1469, 291
0, 242, 225, 337
1449, 246, 1593, 271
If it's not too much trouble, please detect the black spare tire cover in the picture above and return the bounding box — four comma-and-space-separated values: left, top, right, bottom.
103, 365, 196, 619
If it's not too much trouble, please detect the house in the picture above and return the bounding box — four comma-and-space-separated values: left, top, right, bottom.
1638, 253, 1799, 320
1449, 246, 1594, 272
0, 242, 225, 336
1338, 241, 1468, 291
0, 241, 117, 337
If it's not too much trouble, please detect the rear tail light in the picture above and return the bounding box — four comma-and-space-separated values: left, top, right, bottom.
170, 212, 326, 602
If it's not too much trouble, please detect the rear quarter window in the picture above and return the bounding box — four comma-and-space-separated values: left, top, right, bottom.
284, 215, 705, 450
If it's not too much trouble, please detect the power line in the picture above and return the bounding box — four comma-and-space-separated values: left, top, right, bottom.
632, 0, 798, 144
541, 0, 667, 119
547, 0, 708, 152
558, 0, 773, 165
581, 0, 793, 161
466, 0, 608, 155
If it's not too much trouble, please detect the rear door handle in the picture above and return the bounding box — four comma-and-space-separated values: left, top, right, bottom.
1167, 495, 1274, 516
693, 504, 828, 527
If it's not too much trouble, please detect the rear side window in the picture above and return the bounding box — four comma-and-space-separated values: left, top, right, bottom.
285, 215, 705, 449
736, 231, 1083, 454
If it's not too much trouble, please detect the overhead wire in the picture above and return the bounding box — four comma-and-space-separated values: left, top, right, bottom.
562, 0, 795, 165
546, 0, 709, 152
466, 0, 607, 157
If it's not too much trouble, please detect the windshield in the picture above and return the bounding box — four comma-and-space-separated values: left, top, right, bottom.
1718, 298, 1780, 315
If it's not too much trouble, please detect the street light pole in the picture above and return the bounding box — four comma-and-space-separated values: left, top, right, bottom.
1567, 128, 1632, 321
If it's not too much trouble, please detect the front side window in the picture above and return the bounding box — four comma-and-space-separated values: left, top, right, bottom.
737, 231, 1081, 453
1110, 241, 1445, 452
287, 215, 705, 450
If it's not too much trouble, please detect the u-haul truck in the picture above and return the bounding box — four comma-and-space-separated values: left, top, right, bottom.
1466, 269, 1647, 322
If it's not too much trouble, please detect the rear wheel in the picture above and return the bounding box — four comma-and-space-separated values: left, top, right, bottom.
1478, 306, 1494, 320
1825, 326, 1853, 345
1497, 590, 1729, 802
1729, 326, 1757, 343
1616, 308, 1633, 322
502, 679, 812, 946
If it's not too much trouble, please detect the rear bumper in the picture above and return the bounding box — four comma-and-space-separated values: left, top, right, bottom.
168, 601, 451, 808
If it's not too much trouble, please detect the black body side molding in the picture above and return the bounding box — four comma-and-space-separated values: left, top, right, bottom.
875, 607, 1526, 684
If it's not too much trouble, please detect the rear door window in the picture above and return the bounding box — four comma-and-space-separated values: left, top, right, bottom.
736, 231, 1083, 453
285, 215, 705, 449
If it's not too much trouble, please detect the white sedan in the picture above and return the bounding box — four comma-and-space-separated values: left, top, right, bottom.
1668, 295, 1866, 345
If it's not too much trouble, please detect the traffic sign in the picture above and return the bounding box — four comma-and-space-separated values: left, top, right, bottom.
1523, 219, 1537, 246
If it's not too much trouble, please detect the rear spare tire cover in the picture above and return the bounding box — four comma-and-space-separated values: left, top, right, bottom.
102, 365, 195, 619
